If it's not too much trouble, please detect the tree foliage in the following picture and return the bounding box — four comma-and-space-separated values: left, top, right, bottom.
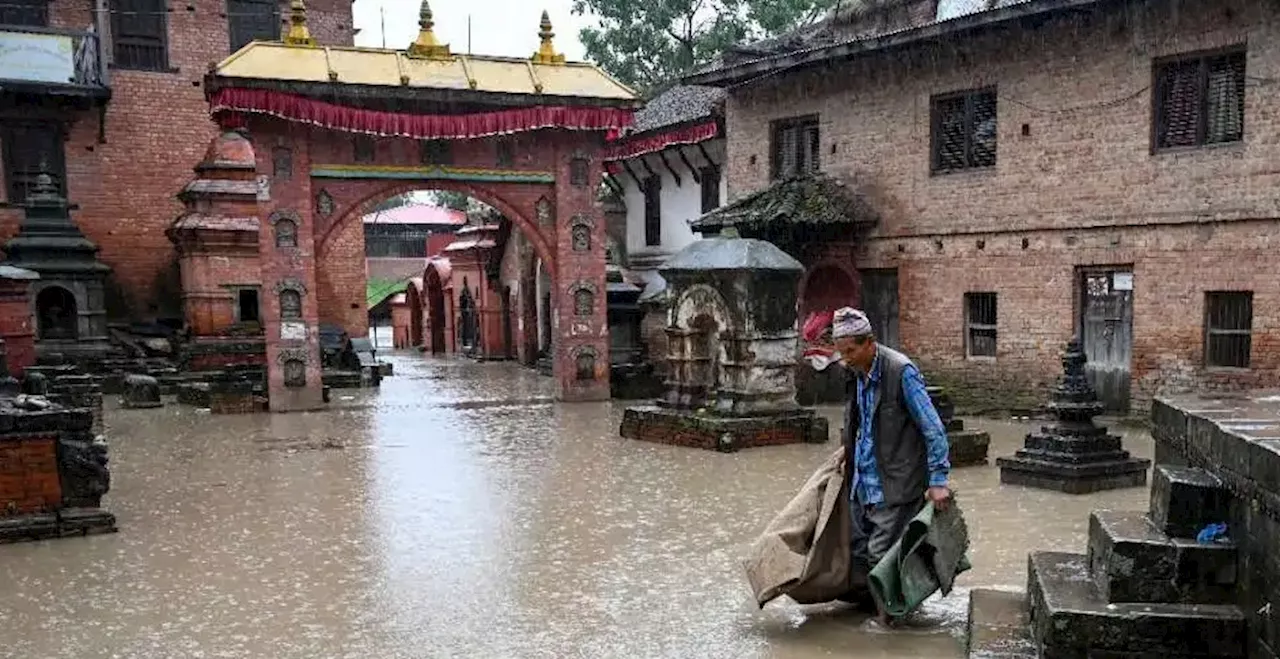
431, 190, 472, 212
572, 0, 838, 95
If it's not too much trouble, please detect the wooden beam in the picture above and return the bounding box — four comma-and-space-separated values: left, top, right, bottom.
696, 142, 718, 171
638, 156, 657, 181
602, 174, 625, 198
676, 147, 702, 185
657, 150, 682, 187
620, 160, 643, 186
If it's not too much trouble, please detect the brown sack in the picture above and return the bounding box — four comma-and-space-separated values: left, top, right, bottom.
742, 446, 853, 607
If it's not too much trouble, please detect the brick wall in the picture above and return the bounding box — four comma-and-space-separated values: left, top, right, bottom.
0, 0, 354, 318
723, 0, 1280, 411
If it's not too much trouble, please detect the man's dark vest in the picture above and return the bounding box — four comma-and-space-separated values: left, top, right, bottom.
842, 345, 928, 507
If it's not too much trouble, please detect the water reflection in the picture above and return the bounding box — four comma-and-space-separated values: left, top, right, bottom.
0, 354, 1153, 658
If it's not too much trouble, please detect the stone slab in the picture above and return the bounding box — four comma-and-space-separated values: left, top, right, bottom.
966, 588, 1036, 659
619, 405, 828, 451
951, 429, 991, 468
1029, 552, 1246, 658
0, 508, 115, 544
1086, 510, 1236, 605
997, 456, 1149, 494
1149, 465, 1232, 539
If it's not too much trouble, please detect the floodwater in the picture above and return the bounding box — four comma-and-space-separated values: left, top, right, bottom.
0, 352, 1154, 659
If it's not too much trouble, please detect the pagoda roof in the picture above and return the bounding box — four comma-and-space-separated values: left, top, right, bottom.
211, 41, 637, 105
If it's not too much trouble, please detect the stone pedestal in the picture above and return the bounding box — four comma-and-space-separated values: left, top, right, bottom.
122, 374, 163, 409
928, 386, 990, 467
622, 237, 827, 450
997, 338, 1149, 494
0, 396, 115, 544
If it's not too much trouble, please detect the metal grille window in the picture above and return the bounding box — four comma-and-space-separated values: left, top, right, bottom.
228, 0, 279, 53
769, 115, 820, 180
931, 88, 997, 173
643, 175, 661, 247
700, 165, 720, 214
2, 122, 65, 204
1154, 49, 1246, 150
1204, 291, 1252, 368
110, 0, 169, 71
0, 0, 49, 26
964, 292, 998, 358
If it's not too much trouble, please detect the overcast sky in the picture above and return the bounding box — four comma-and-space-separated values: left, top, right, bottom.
352, 0, 591, 60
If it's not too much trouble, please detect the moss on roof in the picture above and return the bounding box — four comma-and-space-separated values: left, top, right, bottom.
689, 173, 878, 232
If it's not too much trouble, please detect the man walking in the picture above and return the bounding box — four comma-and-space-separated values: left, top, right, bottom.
830, 307, 952, 626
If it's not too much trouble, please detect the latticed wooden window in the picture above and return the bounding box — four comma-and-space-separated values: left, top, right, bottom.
0, 0, 49, 26
228, 0, 279, 52
964, 292, 997, 358
770, 115, 819, 180
643, 175, 661, 246
1205, 291, 1252, 368
931, 88, 997, 173
2, 122, 65, 204
110, 0, 169, 70
1154, 49, 1246, 150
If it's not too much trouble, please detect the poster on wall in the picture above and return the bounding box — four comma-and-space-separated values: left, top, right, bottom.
281, 322, 307, 341
0, 32, 75, 84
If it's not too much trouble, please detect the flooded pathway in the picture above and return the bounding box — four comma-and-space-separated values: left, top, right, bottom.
0, 354, 1153, 659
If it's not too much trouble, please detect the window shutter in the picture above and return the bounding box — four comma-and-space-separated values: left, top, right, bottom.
1156, 59, 1202, 148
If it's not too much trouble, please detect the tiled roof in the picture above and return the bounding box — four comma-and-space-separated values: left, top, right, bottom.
689, 173, 878, 232
630, 85, 725, 135
363, 204, 467, 226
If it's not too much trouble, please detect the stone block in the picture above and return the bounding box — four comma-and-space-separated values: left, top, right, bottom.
950, 429, 991, 467
966, 588, 1035, 659
121, 373, 163, 409
1086, 510, 1236, 605
997, 455, 1149, 494
176, 382, 212, 407
619, 405, 828, 451
1029, 552, 1246, 658
1149, 465, 1232, 539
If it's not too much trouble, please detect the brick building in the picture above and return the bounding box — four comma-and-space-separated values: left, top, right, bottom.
0, 0, 353, 320
686, 0, 1280, 413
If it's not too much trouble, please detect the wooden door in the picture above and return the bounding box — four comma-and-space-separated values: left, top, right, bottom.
858, 268, 900, 349
1078, 267, 1134, 412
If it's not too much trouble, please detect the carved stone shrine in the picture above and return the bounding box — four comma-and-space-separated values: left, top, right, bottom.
0, 360, 115, 543
928, 386, 990, 467
619, 235, 828, 451
1, 173, 112, 366
996, 338, 1149, 494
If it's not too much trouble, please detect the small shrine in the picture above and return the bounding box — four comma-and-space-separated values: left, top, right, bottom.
1, 172, 112, 365
0, 350, 115, 543
619, 234, 828, 451
997, 338, 1150, 493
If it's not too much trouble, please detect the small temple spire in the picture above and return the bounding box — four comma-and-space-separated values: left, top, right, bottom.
531, 10, 566, 65
282, 0, 316, 46
407, 0, 452, 59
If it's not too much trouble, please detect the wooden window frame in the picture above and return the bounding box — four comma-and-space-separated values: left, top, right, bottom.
1151, 46, 1247, 153
0, 0, 50, 26
963, 291, 998, 359
699, 164, 721, 214
1203, 290, 1253, 370
769, 115, 820, 180
227, 0, 280, 53
1, 121, 66, 204
642, 174, 661, 247
930, 87, 998, 174
110, 0, 171, 71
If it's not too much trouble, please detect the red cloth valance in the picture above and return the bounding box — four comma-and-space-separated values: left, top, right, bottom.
603, 120, 719, 162
209, 88, 634, 139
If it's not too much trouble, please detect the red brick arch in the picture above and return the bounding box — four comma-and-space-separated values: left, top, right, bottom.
316, 180, 558, 278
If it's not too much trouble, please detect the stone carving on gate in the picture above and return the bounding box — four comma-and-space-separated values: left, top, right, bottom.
569, 150, 591, 188
569, 281, 597, 318
279, 289, 302, 320
572, 345, 598, 381
268, 209, 300, 249
274, 277, 307, 295
272, 146, 293, 181
570, 215, 594, 252
536, 196, 554, 231
315, 189, 335, 219
283, 359, 306, 388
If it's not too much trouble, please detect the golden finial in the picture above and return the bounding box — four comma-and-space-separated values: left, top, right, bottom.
531, 10, 566, 65
407, 0, 452, 59
282, 0, 315, 46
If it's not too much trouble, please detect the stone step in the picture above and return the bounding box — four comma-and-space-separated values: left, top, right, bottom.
997, 455, 1149, 494
1028, 552, 1245, 658
966, 588, 1036, 659
1086, 510, 1237, 605
1149, 465, 1232, 539
1023, 432, 1122, 454
1011, 448, 1135, 464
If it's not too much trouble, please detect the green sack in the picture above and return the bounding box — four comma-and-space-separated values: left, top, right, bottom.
867, 501, 972, 618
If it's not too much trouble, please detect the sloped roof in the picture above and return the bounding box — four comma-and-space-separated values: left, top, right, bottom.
630, 85, 725, 135
662, 236, 803, 272
689, 173, 878, 232
363, 204, 466, 226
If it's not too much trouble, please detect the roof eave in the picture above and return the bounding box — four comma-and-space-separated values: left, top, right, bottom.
682, 0, 1111, 87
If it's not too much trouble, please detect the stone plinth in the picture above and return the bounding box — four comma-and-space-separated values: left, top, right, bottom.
25, 365, 104, 434
928, 386, 990, 467
997, 338, 1149, 494
0, 396, 115, 544
620, 405, 828, 452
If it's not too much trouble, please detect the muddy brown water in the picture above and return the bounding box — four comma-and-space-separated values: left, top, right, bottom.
0, 354, 1153, 659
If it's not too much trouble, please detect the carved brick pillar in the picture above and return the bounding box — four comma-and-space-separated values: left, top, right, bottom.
252, 122, 324, 412
552, 140, 609, 401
